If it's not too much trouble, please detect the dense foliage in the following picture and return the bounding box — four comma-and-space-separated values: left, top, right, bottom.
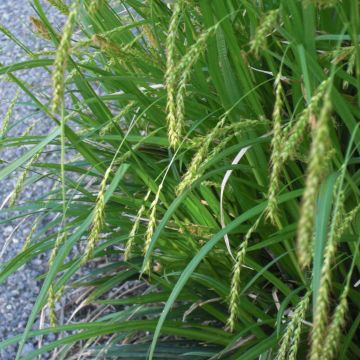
0, 0, 360, 359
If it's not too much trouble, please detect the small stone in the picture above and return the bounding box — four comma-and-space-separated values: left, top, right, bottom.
21, 343, 35, 355
47, 333, 56, 341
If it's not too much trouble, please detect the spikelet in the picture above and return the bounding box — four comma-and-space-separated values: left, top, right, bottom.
266, 75, 284, 224
75, 25, 131, 50
114, 128, 162, 166
227, 218, 261, 332
47, 283, 66, 323
165, 0, 184, 149
177, 116, 227, 194
297, 82, 332, 269
22, 217, 40, 251
51, 1, 79, 113
100, 101, 135, 137
125, 46, 156, 69
202, 181, 220, 188
92, 34, 116, 53
204, 119, 269, 169
82, 166, 112, 264
341, 53, 356, 89
249, 9, 279, 56
202, 119, 269, 147
179, 221, 212, 239
46, 0, 69, 15
143, 24, 158, 49
49, 232, 67, 268
30, 16, 51, 40
177, 118, 267, 194
287, 294, 311, 360
333, 202, 360, 241
226, 242, 247, 332
189, 121, 248, 149
48, 285, 57, 326
124, 189, 151, 260
9, 151, 42, 207
21, 120, 39, 137
92, 34, 151, 70
0, 91, 20, 138
310, 202, 359, 360
277, 291, 310, 360
329, 46, 354, 65
115, 149, 133, 166
174, 25, 218, 148
322, 280, 350, 359
310, 235, 338, 359
309, 182, 344, 355
142, 184, 163, 274
47, 231, 67, 326
328, 46, 355, 90
281, 79, 330, 162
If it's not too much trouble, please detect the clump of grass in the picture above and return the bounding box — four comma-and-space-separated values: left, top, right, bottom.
0, 1, 359, 359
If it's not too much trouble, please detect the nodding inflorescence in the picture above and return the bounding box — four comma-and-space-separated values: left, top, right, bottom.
82, 166, 112, 265
266, 75, 284, 224
277, 291, 310, 360
46, 0, 69, 15
30, 17, 51, 40
165, 0, 185, 149
249, 9, 279, 56
227, 218, 261, 332
297, 83, 332, 269
51, 1, 79, 114
143, 184, 163, 274
177, 118, 268, 194
124, 189, 152, 261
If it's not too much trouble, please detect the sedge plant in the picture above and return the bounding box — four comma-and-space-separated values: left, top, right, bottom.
0, 0, 359, 359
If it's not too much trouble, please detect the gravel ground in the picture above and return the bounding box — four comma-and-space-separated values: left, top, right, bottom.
0, 1, 63, 358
